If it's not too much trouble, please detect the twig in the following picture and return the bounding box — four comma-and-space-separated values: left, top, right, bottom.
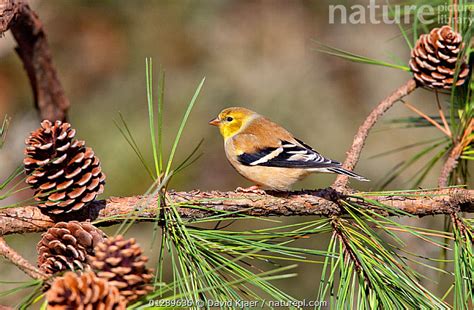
0, 0, 69, 121
331, 219, 372, 291
0, 188, 472, 236
0, 237, 47, 280
438, 119, 473, 187
333, 78, 417, 189
435, 90, 452, 138
403, 101, 451, 136
450, 212, 466, 236
439, 145, 463, 187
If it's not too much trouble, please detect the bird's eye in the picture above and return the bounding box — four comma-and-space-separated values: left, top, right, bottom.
226, 116, 233, 122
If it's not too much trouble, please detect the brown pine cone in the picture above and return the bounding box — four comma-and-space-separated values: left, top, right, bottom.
91, 235, 153, 302
24, 120, 106, 215
46, 271, 126, 310
37, 221, 106, 274
409, 25, 469, 89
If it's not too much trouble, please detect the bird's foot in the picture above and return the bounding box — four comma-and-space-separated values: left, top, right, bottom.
235, 185, 266, 195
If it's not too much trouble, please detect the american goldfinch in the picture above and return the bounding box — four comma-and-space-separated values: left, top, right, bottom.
209, 107, 369, 190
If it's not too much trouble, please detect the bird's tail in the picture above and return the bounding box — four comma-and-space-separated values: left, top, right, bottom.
326, 167, 370, 182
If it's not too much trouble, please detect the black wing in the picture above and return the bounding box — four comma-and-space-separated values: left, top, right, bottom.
237, 139, 340, 168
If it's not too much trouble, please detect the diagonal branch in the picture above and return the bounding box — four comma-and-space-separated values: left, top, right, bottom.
438, 119, 473, 187
0, 237, 47, 280
0, 0, 69, 121
333, 78, 417, 189
0, 188, 472, 236
331, 219, 372, 291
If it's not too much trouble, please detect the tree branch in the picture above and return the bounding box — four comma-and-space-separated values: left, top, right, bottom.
331, 219, 372, 291
333, 78, 417, 189
438, 119, 473, 187
439, 146, 463, 188
0, 237, 47, 280
0, 0, 69, 121
0, 188, 472, 236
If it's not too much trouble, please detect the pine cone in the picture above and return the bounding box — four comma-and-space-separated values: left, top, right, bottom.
91, 235, 153, 302
38, 221, 106, 274
409, 25, 469, 89
46, 271, 126, 310
24, 120, 106, 215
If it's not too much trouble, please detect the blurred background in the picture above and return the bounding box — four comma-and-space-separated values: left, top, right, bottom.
0, 0, 470, 306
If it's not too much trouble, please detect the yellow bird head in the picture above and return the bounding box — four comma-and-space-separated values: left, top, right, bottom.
209, 107, 256, 139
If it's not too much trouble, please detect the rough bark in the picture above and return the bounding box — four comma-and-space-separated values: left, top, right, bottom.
0, 0, 69, 121
0, 188, 472, 236
438, 119, 473, 187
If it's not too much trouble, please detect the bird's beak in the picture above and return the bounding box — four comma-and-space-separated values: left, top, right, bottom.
209, 117, 220, 126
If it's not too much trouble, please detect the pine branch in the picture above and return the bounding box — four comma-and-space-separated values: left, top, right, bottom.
438, 119, 473, 187
0, 188, 472, 236
331, 220, 364, 276
0, 0, 69, 121
333, 78, 417, 189
0, 237, 47, 280
439, 146, 463, 188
